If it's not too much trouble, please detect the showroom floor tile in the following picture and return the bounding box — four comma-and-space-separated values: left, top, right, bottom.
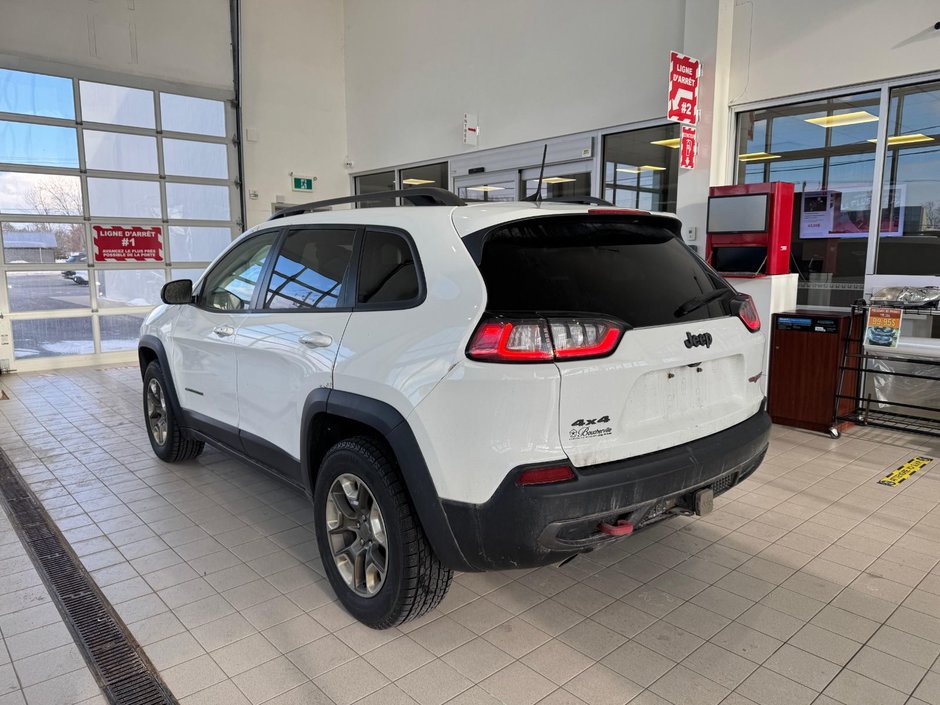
0, 365, 938, 705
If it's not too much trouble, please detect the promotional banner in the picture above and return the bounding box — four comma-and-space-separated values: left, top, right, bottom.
93, 225, 164, 262
865, 306, 903, 348
799, 186, 905, 239
667, 51, 701, 125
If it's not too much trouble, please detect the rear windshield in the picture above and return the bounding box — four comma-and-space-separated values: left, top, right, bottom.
477, 215, 733, 328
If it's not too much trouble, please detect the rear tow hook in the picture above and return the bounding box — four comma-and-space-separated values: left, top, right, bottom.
598, 519, 634, 537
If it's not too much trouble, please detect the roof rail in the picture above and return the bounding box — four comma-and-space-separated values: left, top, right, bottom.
541, 196, 614, 206
268, 187, 466, 220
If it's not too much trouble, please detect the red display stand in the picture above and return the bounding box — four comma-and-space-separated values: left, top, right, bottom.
706, 182, 795, 277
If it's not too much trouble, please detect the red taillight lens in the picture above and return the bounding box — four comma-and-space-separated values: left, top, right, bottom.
516, 464, 576, 486
467, 316, 624, 363
466, 320, 553, 361
735, 294, 761, 332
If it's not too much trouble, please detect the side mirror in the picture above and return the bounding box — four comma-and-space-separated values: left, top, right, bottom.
161, 279, 193, 305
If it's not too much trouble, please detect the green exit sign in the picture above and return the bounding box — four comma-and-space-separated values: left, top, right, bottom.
292, 176, 315, 192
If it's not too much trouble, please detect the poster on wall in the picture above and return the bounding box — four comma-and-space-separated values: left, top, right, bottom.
799, 186, 905, 239
667, 51, 700, 125
93, 225, 164, 262
865, 306, 903, 348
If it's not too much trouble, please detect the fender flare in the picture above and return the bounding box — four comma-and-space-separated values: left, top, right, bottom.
301, 389, 473, 572
138, 335, 186, 423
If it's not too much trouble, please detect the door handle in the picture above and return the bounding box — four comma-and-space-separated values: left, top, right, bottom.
212, 325, 235, 338
299, 332, 333, 348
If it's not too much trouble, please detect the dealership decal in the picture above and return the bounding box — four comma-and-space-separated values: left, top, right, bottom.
570, 416, 613, 439
93, 225, 164, 263
878, 456, 933, 487
667, 51, 701, 125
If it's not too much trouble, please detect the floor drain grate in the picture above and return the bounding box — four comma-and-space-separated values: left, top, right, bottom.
0, 452, 177, 705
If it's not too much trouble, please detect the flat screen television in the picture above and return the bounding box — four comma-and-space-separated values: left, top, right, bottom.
711, 246, 767, 274
707, 193, 770, 234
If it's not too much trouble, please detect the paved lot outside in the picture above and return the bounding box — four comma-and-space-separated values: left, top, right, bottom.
0, 365, 937, 705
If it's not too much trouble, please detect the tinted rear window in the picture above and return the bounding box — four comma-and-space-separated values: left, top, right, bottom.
478, 216, 732, 328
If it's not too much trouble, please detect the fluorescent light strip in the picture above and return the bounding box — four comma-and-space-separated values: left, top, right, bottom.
640, 165, 666, 171
401, 178, 436, 185
650, 138, 681, 149
805, 111, 879, 128
616, 166, 665, 173
867, 133, 935, 146
738, 152, 781, 162
466, 185, 505, 192
542, 177, 577, 184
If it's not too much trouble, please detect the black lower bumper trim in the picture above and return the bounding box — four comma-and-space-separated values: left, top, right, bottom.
441, 407, 771, 571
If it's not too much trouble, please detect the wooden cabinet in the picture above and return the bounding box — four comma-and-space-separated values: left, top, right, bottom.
768, 310, 859, 433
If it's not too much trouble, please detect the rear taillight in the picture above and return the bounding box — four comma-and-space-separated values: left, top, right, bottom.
734, 294, 761, 332
516, 464, 576, 486
467, 316, 624, 363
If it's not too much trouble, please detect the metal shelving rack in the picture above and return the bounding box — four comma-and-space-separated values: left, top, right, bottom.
831, 302, 940, 438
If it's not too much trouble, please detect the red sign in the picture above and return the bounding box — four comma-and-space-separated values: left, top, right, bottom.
93, 225, 164, 262
680, 126, 697, 169
667, 51, 701, 125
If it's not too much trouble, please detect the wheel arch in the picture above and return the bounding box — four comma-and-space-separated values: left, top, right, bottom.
138, 336, 185, 423
301, 389, 472, 571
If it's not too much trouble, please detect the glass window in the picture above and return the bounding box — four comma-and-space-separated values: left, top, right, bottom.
524, 172, 591, 200
0, 172, 82, 215
79, 81, 155, 129
603, 125, 679, 212
96, 269, 165, 308
1, 222, 85, 262
355, 171, 396, 207
357, 230, 419, 305
875, 81, 940, 275
13, 316, 93, 359
264, 228, 355, 310
99, 313, 147, 352
83, 130, 158, 173
201, 231, 277, 311
7, 270, 91, 311
160, 94, 226, 136
87, 177, 161, 218
168, 226, 232, 262
734, 91, 881, 307
166, 182, 230, 221
172, 267, 205, 283
0, 121, 78, 168
163, 139, 228, 179
400, 162, 447, 189
457, 180, 517, 202
0, 69, 75, 119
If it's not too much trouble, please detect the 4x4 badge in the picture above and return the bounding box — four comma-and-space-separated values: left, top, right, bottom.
684, 332, 713, 349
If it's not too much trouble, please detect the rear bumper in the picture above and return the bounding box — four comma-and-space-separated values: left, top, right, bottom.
440, 405, 771, 571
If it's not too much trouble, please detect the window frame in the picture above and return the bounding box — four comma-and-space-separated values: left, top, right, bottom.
254, 224, 361, 314
352, 225, 426, 312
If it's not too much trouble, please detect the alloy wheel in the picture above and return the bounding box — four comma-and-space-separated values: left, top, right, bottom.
325, 473, 388, 597
146, 378, 168, 446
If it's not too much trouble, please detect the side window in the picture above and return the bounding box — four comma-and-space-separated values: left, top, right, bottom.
200, 231, 278, 311
357, 229, 420, 306
264, 228, 355, 310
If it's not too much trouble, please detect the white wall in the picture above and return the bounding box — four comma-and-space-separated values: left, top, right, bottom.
730, 0, 940, 105
0, 0, 233, 90
343, 0, 686, 173
240, 0, 349, 226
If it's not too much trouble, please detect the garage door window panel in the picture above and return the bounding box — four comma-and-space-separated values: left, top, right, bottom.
83, 130, 158, 173
200, 231, 278, 311
163, 139, 228, 179
79, 81, 155, 129
0, 172, 82, 215
1, 222, 85, 263
7, 270, 91, 312
168, 226, 232, 263
165, 182, 230, 221
100, 313, 147, 352
264, 228, 355, 310
96, 269, 165, 308
12, 316, 93, 360
88, 178, 161, 218
0, 121, 78, 168
0, 68, 74, 120
160, 94, 226, 137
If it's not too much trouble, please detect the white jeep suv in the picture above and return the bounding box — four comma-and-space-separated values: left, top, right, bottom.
139, 188, 770, 629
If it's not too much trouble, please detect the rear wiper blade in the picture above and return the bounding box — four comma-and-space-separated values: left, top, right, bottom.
674, 288, 736, 318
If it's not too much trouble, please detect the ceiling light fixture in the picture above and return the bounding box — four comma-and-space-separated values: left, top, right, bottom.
401, 178, 436, 185
805, 111, 879, 128
466, 185, 505, 192
542, 177, 577, 184
639, 165, 666, 171
650, 138, 681, 149
738, 152, 781, 162
616, 167, 642, 174
867, 133, 935, 145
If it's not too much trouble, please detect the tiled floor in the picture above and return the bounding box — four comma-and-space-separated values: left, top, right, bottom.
0, 365, 938, 705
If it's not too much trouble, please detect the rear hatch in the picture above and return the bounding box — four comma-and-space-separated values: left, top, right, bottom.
469, 211, 765, 468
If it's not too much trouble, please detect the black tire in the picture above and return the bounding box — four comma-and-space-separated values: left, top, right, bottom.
314, 436, 452, 629
142, 361, 204, 463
